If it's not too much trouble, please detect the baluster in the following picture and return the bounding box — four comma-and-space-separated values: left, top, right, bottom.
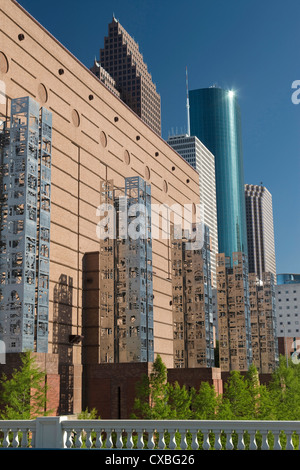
190, 430, 199, 450
19, 428, 29, 448
105, 429, 114, 449
147, 429, 156, 450
100, 430, 106, 449
248, 430, 257, 450
2, 430, 10, 448
156, 428, 165, 449
225, 430, 234, 450
126, 429, 134, 449
11, 429, 19, 448
272, 431, 282, 450
64, 429, 73, 448
285, 431, 294, 450
114, 428, 123, 449
179, 428, 188, 450
237, 430, 245, 450
94, 429, 103, 449
260, 430, 269, 450
136, 429, 145, 449
201, 430, 210, 450
85, 428, 93, 448
75, 428, 84, 448
214, 430, 223, 450
169, 429, 177, 450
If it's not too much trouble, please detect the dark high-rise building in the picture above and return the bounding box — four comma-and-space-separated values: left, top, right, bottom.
189, 87, 248, 259
95, 17, 161, 135
245, 184, 276, 280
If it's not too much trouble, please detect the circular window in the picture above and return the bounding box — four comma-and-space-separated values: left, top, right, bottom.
38, 83, 48, 104
145, 166, 150, 180
124, 150, 130, 165
100, 131, 107, 148
163, 180, 168, 193
71, 109, 80, 127
0, 52, 9, 74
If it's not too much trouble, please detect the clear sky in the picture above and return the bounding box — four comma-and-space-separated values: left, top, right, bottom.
17, 0, 300, 275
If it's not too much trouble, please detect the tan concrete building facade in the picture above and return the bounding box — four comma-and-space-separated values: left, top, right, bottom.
0, 0, 202, 414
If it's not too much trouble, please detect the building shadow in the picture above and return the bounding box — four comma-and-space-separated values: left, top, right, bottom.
53, 274, 74, 414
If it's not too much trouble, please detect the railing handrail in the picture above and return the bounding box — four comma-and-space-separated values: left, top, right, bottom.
61, 418, 300, 431
1, 417, 300, 449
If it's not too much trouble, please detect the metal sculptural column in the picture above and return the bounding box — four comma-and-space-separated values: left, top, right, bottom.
171, 224, 214, 368
125, 176, 153, 363
0, 97, 52, 353
36, 106, 52, 352
98, 177, 154, 364
99, 180, 116, 363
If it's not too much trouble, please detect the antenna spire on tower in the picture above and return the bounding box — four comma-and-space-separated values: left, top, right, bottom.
186, 67, 190, 137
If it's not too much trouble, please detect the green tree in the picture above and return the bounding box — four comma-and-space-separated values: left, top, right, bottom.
78, 407, 99, 419
131, 355, 171, 419
190, 382, 218, 419
268, 355, 300, 420
218, 370, 253, 419
167, 382, 192, 419
245, 365, 275, 420
0, 351, 49, 419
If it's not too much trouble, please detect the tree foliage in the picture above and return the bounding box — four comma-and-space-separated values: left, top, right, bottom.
131, 354, 300, 421
0, 351, 50, 419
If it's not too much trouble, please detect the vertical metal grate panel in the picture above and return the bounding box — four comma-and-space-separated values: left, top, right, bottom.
0, 97, 52, 353
36, 106, 52, 352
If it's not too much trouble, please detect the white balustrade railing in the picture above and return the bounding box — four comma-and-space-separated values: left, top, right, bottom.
0, 417, 300, 450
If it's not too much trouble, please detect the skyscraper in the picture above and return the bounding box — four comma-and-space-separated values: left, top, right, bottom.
189, 87, 248, 259
95, 16, 161, 135
167, 134, 218, 286
245, 184, 276, 280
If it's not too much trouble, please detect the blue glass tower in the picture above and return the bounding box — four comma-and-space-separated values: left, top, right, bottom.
189, 87, 248, 259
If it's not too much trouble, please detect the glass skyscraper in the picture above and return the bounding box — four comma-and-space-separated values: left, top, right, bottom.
189, 87, 248, 259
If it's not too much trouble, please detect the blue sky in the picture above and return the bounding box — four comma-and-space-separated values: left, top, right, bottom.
18, 0, 300, 275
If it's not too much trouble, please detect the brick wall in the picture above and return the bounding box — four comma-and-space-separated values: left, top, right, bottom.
168, 367, 223, 395
84, 362, 152, 419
